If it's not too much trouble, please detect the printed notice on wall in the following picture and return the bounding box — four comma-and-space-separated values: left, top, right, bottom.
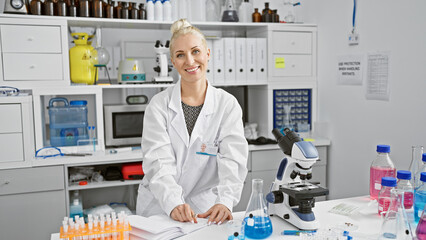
366, 52, 390, 101
337, 55, 363, 85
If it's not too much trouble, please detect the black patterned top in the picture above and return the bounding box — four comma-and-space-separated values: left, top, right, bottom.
181, 101, 203, 136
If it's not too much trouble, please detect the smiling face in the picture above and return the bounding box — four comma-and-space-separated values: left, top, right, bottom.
170, 33, 210, 84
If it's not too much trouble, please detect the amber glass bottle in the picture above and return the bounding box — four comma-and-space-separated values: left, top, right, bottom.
79, 0, 90, 16
138, 3, 146, 19
43, 0, 55, 15
92, 0, 103, 17
262, 2, 272, 15
114, 1, 122, 18
30, 0, 42, 15
57, 0, 67, 16
106, 0, 114, 18
69, 0, 77, 16
121, 2, 129, 19
252, 8, 261, 22
261, 2, 272, 22
130, 2, 138, 19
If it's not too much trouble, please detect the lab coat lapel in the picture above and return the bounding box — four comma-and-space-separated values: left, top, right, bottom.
169, 81, 189, 147
189, 82, 215, 147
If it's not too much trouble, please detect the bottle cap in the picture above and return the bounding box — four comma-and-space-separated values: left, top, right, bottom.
381, 177, 397, 187
397, 170, 411, 180
377, 145, 390, 153
70, 100, 87, 106
423, 153, 426, 162
421, 172, 426, 182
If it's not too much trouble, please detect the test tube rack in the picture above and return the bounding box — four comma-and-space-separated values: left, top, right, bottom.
59, 220, 131, 240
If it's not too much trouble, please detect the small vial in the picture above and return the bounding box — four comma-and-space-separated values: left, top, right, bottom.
378, 177, 397, 215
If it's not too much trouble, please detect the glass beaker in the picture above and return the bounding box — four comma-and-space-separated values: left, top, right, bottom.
417, 204, 426, 240
243, 179, 273, 239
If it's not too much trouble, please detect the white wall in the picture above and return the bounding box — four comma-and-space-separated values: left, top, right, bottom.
299, 0, 426, 199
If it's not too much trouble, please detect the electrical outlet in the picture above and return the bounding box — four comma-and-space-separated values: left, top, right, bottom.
348, 33, 359, 46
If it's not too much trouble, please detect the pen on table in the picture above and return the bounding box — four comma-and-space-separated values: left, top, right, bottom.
281, 230, 317, 236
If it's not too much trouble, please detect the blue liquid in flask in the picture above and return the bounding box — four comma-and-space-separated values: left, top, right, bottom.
244, 215, 273, 239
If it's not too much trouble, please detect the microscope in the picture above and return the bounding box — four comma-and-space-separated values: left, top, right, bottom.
266, 128, 329, 230
153, 40, 173, 83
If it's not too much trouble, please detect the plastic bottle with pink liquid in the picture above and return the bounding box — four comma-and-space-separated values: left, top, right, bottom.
370, 145, 396, 200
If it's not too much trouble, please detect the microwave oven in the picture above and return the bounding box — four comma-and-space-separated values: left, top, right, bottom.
104, 104, 147, 147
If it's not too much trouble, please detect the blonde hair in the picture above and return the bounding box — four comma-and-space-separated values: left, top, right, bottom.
169, 19, 207, 58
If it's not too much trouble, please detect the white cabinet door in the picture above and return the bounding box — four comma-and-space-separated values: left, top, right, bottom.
0, 25, 62, 53
272, 54, 312, 77
0, 104, 22, 133
0, 133, 24, 163
272, 32, 312, 54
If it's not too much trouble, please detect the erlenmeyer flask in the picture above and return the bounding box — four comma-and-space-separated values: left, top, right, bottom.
243, 179, 273, 239
416, 204, 426, 240
379, 189, 413, 240
411, 146, 424, 186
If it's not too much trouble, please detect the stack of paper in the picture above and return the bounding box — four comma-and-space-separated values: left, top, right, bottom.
128, 214, 208, 240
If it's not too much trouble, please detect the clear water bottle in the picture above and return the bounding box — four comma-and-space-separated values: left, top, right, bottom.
69, 190, 84, 219
415, 172, 426, 223
243, 179, 273, 239
414, 153, 426, 189
378, 177, 397, 215
370, 145, 396, 200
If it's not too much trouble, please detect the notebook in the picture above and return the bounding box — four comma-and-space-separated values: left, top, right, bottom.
128, 214, 209, 240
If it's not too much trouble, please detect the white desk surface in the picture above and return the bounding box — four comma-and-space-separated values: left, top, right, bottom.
51, 196, 382, 240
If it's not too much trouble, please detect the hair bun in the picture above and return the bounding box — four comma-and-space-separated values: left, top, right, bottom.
170, 19, 192, 35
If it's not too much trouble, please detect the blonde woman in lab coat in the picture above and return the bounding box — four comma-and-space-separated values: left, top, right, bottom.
136, 19, 248, 224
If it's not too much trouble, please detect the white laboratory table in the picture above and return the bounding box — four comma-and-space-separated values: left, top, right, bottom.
51, 196, 382, 240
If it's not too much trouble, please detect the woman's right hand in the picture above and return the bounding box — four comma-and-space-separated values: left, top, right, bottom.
171, 203, 198, 223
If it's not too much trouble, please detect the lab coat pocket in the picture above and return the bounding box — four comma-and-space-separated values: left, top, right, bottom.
136, 185, 157, 216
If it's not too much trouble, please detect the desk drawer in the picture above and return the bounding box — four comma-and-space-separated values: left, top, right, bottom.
0, 104, 22, 133
0, 166, 64, 196
0, 25, 62, 53
272, 32, 312, 54
272, 54, 312, 77
3, 53, 63, 81
0, 133, 24, 163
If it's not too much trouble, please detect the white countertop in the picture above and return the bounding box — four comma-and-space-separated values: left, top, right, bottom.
50, 196, 382, 240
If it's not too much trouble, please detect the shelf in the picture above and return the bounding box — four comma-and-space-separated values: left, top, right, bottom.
0, 13, 315, 31
68, 179, 140, 190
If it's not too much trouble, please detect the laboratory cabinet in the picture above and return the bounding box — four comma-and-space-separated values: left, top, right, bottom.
0, 165, 66, 240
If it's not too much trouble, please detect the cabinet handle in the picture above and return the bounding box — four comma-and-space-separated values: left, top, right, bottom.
27, 37, 34, 41
291, 64, 296, 68
29, 65, 36, 69
4, 180, 10, 185
291, 41, 296, 45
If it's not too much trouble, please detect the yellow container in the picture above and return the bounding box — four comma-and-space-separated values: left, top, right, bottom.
69, 33, 98, 85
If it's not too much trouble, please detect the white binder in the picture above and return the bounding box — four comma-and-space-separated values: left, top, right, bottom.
256, 38, 267, 82
212, 38, 225, 84
206, 39, 214, 83
235, 38, 247, 83
246, 38, 257, 82
223, 38, 236, 84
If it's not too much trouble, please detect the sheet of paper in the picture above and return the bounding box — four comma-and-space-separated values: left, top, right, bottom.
366, 52, 390, 101
337, 55, 363, 85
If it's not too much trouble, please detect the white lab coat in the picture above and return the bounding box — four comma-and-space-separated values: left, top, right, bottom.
136, 80, 248, 217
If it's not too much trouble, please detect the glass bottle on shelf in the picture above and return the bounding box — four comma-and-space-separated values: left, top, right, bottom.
92, 0, 103, 17
79, 0, 90, 17
30, 0, 42, 15
243, 179, 273, 239
261, 8, 272, 22
206, 0, 219, 22
271, 9, 277, 23
69, 0, 77, 16
262, 2, 271, 15
130, 2, 138, 19
105, 0, 114, 18
43, 0, 55, 16
57, 0, 67, 16
138, 3, 146, 19
121, 2, 129, 19
114, 1, 122, 18
252, 8, 261, 22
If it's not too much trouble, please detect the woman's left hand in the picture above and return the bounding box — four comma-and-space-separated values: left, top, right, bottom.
197, 204, 233, 225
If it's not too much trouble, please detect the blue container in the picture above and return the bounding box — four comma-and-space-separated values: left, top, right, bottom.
49, 98, 89, 147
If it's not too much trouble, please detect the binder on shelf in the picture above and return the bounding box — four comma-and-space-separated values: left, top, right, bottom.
206, 39, 214, 83
246, 38, 257, 83
256, 38, 267, 82
223, 38, 236, 84
212, 38, 225, 84
235, 38, 247, 83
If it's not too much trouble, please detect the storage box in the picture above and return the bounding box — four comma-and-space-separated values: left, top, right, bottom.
122, 162, 144, 180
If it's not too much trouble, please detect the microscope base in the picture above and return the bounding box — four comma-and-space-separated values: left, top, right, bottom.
269, 204, 320, 230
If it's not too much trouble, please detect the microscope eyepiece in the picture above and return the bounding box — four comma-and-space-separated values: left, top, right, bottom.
272, 128, 301, 155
